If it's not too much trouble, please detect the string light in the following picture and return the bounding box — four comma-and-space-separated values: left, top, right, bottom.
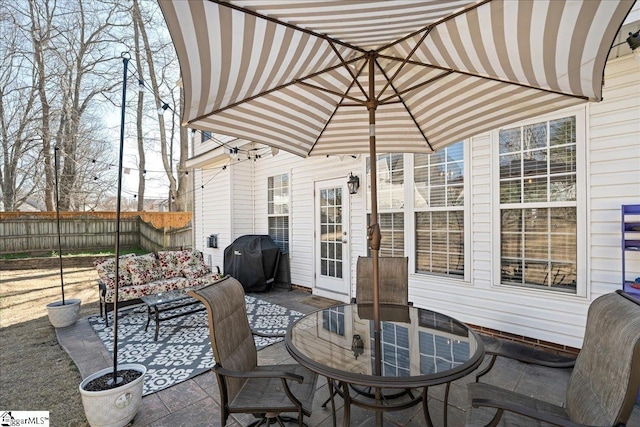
157, 103, 169, 115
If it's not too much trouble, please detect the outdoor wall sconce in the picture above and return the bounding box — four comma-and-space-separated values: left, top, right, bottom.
351, 334, 364, 359
627, 30, 640, 60
347, 172, 360, 195
627, 30, 640, 50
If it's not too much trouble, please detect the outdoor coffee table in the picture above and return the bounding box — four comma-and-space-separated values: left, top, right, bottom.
140, 288, 205, 341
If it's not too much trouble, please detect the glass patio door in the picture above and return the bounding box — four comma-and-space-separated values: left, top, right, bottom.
314, 178, 350, 301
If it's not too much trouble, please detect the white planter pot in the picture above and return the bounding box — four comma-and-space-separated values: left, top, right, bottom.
46, 299, 81, 328
79, 364, 146, 427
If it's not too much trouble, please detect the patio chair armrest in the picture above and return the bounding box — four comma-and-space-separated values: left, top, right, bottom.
213, 365, 304, 383
475, 339, 575, 382
467, 384, 588, 427
251, 329, 285, 339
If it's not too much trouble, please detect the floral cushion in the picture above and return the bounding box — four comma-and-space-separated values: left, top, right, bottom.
176, 250, 211, 279
94, 254, 135, 288
102, 277, 190, 303
125, 254, 162, 286
157, 251, 182, 278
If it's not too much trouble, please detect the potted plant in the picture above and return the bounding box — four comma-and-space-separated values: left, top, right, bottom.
79, 363, 146, 427
46, 145, 80, 328
78, 53, 145, 427
46, 298, 81, 328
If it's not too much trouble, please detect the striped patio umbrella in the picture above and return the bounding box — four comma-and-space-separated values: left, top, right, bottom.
159, 0, 634, 341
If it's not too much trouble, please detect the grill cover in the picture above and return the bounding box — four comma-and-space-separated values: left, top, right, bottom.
223, 235, 281, 292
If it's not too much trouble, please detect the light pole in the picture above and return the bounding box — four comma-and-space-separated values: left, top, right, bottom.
110, 51, 130, 385
53, 145, 65, 305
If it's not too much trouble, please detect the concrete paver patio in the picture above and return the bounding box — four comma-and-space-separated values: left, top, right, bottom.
57, 288, 640, 426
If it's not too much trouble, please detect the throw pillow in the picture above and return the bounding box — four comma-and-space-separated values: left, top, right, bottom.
179, 250, 211, 279
94, 254, 135, 288
126, 254, 162, 286
157, 251, 182, 278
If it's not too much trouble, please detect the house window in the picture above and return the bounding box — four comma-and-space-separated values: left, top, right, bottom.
322, 306, 345, 336
367, 154, 404, 257
419, 331, 469, 373
372, 323, 410, 377
418, 310, 470, 373
201, 131, 212, 143
414, 142, 465, 277
499, 116, 577, 292
268, 174, 289, 253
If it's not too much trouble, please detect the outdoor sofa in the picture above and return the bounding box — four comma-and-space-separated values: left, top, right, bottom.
95, 249, 220, 319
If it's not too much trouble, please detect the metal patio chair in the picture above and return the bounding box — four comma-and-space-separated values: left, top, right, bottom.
466, 290, 640, 427
189, 276, 318, 426
352, 256, 410, 306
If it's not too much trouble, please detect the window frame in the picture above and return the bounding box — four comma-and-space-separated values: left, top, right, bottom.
413, 141, 466, 279
267, 173, 290, 253
492, 107, 587, 297
362, 149, 471, 284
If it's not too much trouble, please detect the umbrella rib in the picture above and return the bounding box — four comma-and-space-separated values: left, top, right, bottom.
340, 101, 402, 107
376, 55, 590, 102
376, 28, 432, 101
307, 68, 363, 156
378, 70, 453, 104
186, 57, 363, 125
375, 58, 433, 152
376, 0, 492, 54
209, 0, 366, 54
328, 40, 368, 100
297, 80, 365, 105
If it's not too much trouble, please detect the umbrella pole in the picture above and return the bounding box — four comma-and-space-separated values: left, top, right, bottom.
366, 51, 383, 425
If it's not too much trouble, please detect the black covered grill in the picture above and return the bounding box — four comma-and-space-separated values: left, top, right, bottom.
223, 235, 289, 292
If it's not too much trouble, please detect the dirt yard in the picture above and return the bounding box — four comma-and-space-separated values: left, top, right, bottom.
0, 266, 101, 426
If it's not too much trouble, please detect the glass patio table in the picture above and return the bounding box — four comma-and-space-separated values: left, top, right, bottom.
285, 303, 485, 426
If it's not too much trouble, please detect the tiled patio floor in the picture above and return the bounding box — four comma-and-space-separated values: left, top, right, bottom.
57, 288, 640, 426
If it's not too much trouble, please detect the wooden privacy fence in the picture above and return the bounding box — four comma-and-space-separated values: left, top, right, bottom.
0, 212, 192, 255
139, 220, 192, 252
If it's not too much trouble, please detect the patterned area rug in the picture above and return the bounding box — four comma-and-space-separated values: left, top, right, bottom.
87, 295, 303, 395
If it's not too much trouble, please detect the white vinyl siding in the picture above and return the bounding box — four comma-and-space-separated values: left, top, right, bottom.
189, 55, 639, 349
253, 152, 363, 289
588, 56, 640, 298
195, 163, 231, 272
